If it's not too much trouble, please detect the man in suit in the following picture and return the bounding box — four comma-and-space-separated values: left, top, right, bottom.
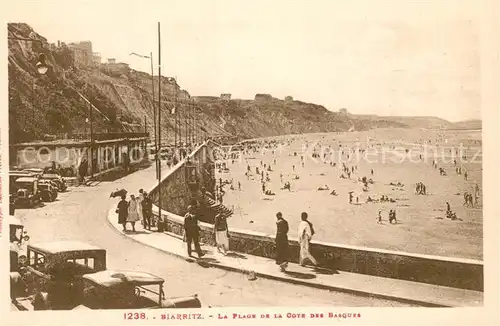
141, 192, 153, 230
184, 205, 205, 258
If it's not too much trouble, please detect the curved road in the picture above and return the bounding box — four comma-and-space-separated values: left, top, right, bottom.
15, 165, 414, 307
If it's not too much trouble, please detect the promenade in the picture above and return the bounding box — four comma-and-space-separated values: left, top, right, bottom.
106, 202, 483, 307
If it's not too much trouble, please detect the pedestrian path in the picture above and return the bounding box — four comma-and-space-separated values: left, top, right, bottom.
106, 207, 483, 308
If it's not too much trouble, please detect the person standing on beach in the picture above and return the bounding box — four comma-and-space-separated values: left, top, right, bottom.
275, 212, 289, 272
298, 212, 317, 267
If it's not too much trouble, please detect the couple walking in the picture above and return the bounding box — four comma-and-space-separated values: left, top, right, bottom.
184, 205, 229, 258
116, 189, 153, 232
275, 211, 317, 272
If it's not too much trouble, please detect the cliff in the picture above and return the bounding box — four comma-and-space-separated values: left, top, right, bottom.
9, 23, 475, 146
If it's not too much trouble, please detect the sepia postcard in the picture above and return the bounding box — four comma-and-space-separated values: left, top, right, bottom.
1, 0, 499, 325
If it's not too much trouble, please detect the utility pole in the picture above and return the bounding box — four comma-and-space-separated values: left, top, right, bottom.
195, 106, 198, 145
157, 22, 162, 225
174, 78, 177, 151
150, 52, 159, 180
89, 91, 94, 178
184, 101, 188, 146
191, 102, 194, 145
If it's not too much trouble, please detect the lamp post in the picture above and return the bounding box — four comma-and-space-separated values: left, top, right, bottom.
129, 51, 159, 180
9, 36, 49, 140
157, 22, 162, 226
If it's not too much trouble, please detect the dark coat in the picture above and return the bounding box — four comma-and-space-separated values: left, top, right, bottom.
142, 197, 152, 214
184, 213, 199, 236
117, 199, 128, 224
214, 214, 228, 232
275, 218, 289, 264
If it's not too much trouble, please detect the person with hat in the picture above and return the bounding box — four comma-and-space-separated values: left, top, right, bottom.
184, 205, 204, 258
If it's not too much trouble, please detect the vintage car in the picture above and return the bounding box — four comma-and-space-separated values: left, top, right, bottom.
76, 270, 201, 310
8, 215, 30, 273
13, 177, 41, 207
10, 241, 201, 311
10, 241, 107, 310
40, 172, 67, 192
23, 168, 44, 177
10, 193, 17, 215
38, 180, 58, 202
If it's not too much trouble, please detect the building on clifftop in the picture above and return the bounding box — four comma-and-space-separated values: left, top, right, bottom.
220, 93, 231, 101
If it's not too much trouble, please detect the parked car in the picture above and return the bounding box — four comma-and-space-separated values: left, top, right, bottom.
40, 173, 67, 192
77, 270, 201, 309
10, 241, 107, 310
8, 215, 30, 273
13, 177, 41, 207
10, 192, 17, 215
10, 241, 201, 311
23, 168, 44, 177
38, 180, 58, 202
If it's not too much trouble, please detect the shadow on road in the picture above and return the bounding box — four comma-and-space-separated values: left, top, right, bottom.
225, 252, 247, 259
196, 257, 220, 268
284, 270, 316, 280
311, 266, 339, 275
123, 230, 151, 235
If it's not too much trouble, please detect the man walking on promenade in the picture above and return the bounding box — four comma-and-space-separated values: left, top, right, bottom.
184, 205, 205, 258
275, 212, 289, 272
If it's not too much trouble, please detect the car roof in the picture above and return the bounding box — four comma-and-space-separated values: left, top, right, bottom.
15, 177, 38, 182
10, 171, 34, 175
29, 241, 104, 254
82, 270, 164, 288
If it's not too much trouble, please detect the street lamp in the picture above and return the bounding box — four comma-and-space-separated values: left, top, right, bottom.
35, 54, 49, 75
8, 36, 49, 75
129, 51, 159, 180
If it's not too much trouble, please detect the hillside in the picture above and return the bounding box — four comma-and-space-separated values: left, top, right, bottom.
356, 115, 452, 129
448, 119, 482, 130
9, 23, 474, 146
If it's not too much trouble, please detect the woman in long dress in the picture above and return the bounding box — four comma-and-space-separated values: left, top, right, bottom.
214, 213, 229, 255
127, 194, 140, 232
275, 212, 289, 271
298, 212, 317, 267
137, 189, 144, 223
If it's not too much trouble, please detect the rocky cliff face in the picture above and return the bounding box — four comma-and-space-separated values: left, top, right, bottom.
8, 23, 409, 145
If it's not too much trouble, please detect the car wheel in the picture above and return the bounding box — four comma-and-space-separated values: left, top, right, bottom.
33, 292, 50, 310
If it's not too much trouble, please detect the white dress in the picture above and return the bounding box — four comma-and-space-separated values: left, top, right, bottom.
127, 199, 140, 222
298, 221, 317, 265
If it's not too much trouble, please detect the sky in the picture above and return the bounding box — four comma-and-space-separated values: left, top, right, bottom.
5, 0, 482, 122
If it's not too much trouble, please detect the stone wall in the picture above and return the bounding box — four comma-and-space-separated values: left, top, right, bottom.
148, 141, 483, 292
149, 142, 215, 217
